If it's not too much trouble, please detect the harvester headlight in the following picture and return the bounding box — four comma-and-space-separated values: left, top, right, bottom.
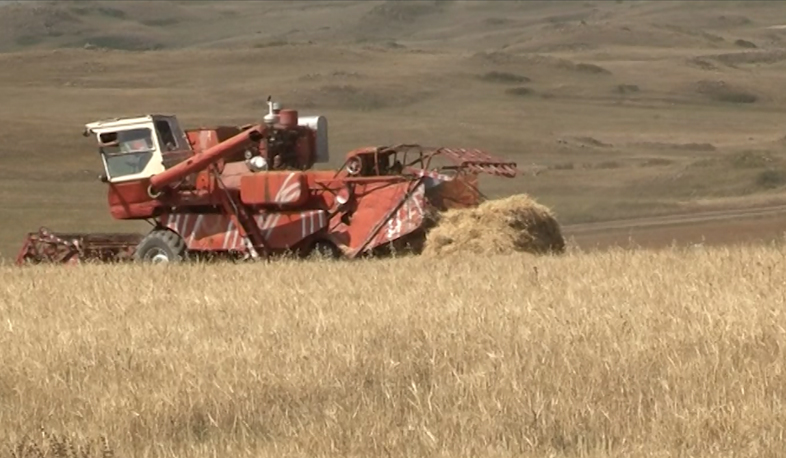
248, 155, 268, 172
336, 187, 351, 206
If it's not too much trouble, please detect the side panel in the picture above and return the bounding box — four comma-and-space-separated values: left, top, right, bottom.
159, 210, 328, 251
186, 126, 243, 151
429, 174, 481, 210
369, 182, 427, 248
107, 179, 161, 219
294, 128, 316, 169
405, 167, 481, 210
185, 126, 247, 165
298, 116, 329, 163
161, 149, 194, 170
239, 171, 309, 206
186, 129, 216, 151
326, 180, 427, 256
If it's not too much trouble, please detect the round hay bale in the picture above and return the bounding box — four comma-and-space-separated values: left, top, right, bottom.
422, 194, 566, 257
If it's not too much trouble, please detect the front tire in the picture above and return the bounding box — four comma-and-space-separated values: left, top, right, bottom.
134, 229, 187, 263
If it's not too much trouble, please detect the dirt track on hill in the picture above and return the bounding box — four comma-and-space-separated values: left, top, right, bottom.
564, 204, 786, 250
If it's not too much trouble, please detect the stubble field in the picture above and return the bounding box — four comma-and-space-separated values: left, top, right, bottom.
3, 247, 786, 458
4, 1, 786, 457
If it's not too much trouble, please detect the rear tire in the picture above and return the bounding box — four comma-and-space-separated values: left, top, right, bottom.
134, 229, 187, 263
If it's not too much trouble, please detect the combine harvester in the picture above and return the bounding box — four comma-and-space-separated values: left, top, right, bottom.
15, 97, 519, 265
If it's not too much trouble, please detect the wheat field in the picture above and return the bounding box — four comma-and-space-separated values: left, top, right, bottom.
2, 245, 786, 458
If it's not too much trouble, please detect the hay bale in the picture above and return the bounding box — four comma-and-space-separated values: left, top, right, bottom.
422, 194, 566, 257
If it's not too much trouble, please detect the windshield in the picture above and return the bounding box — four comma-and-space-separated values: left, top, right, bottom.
99, 128, 157, 179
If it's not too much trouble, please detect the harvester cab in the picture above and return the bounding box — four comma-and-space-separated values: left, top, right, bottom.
84, 114, 191, 184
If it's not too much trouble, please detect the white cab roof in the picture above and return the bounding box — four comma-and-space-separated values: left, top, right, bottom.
85, 114, 176, 132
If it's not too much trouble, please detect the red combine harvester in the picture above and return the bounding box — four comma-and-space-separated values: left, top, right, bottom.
15, 97, 518, 265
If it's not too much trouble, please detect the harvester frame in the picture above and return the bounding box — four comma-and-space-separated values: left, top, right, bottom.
15, 97, 519, 265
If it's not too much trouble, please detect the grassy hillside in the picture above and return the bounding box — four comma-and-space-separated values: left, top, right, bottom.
2, 245, 786, 457
2, 0, 786, 258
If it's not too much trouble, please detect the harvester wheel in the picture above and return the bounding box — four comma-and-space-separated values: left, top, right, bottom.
134, 229, 187, 263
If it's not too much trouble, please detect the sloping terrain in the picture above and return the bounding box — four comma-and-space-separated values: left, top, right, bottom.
2, 0, 786, 257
